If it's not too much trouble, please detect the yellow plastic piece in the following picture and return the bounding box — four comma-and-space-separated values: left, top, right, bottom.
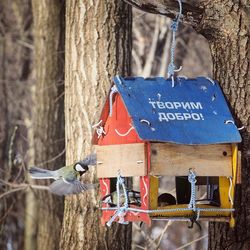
150, 204, 231, 218
219, 177, 230, 208
230, 217, 235, 228
231, 144, 238, 206
229, 144, 238, 228
149, 176, 159, 210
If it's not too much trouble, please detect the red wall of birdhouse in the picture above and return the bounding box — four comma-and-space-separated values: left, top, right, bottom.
98, 94, 143, 145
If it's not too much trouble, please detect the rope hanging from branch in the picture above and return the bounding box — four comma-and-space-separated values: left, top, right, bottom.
167, 0, 183, 85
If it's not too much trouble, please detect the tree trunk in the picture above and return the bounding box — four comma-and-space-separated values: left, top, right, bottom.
60, 1, 132, 249
32, 1, 65, 249
0, 1, 33, 249
206, 2, 250, 249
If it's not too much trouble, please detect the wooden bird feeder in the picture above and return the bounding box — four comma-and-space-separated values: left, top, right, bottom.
93, 76, 241, 227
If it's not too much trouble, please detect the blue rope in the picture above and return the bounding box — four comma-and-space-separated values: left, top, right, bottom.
167, 0, 182, 79
188, 169, 197, 211
106, 172, 129, 227
104, 169, 234, 226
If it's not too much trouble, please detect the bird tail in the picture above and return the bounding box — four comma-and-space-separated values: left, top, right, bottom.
28, 166, 57, 179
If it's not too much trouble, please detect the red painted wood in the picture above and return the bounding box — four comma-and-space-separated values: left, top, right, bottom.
98, 94, 143, 145
96, 91, 151, 225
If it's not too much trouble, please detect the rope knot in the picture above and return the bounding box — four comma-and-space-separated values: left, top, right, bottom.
170, 20, 178, 32
188, 169, 197, 184
92, 120, 106, 138
168, 63, 176, 77
188, 169, 197, 211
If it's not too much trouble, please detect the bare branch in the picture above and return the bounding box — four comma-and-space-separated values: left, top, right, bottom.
176, 234, 208, 250
124, 0, 204, 28
142, 15, 160, 77
133, 223, 158, 249
132, 243, 146, 250
7, 126, 18, 181
0, 187, 26, 200
155, 220, 173, 248
17, 40, 34, 50
35, 148, 66, 167
132, 49, 143, 74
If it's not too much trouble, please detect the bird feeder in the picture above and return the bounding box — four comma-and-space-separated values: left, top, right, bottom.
93, 76, 241, 227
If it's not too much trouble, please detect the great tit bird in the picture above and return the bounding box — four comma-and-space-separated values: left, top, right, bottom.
29, 153, 97, 196
102, 188, 141, 207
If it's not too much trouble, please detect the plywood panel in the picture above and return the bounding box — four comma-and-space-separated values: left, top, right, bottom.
150, 143, 232, 176
96, 143, 146, 178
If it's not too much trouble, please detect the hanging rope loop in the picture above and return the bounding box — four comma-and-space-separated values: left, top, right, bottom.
104, 169, 234, 226
167, 0, 182, 82
107, 171, 129, 227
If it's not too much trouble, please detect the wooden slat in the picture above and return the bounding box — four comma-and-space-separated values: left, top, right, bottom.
236, 151, 242, 184
150, 143, 232, 176
96, 143, 146, 178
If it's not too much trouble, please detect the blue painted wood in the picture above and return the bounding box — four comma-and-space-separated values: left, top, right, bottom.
113, 76, 241, 145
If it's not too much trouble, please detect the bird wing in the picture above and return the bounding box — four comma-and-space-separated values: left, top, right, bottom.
49, 179, 94, 196
79, 153, 97, 166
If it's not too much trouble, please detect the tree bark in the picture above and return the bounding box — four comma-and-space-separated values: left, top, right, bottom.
60, 1, 132, 249
206, 2, 250, 249
32, 1, 65, 249
0, 1, 33, 249
124, 0, 250, 249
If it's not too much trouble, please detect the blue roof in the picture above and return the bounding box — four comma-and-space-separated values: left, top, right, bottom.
113, 76, 241, 145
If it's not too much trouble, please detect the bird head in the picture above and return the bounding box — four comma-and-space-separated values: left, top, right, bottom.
73, 162, 89, 176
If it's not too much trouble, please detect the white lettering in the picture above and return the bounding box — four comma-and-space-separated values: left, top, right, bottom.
166, 113, 176, 120
191, 113, 201, 120
182, 102, 191, 110
159, 113, 168, 122
165, 102, 174, 109
173, 102, 182, 109
175, 113, 184, 120
149, 101, 157, 109
157, 101, 165, 109
190, 102, 203, 109
183, 113, 191, 120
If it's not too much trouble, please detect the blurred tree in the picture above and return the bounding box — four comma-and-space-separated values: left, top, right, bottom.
31, 0, 65, 250
125, 0, 250, 249
59, 1, 132, 249
0, 1, 33, 249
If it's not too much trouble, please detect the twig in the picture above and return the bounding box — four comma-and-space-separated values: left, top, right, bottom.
132, 244, 145, 250
17, 40, 34, 50
8, 126, 18, 169
133, 223, 158, 249
0, 187, 26, 200
159, 27, 171, 76
176, 234, 208, 250
0, 202, 14, 223
0, 180, 49, 191
155, 220, 173, 248
142, 15, 160, 77
132, 49, 143, 74
35, 148, 65, 167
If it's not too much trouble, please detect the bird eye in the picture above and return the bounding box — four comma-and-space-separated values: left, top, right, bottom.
75, 163, 85, 172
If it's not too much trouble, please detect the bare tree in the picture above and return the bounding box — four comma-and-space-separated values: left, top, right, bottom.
31, 0, 65, 249
59, 1, 132, 249
0, 1, 33, 249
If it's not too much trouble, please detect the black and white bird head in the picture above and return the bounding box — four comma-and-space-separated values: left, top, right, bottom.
73, 153, 97, 176
74, 162, 89, 176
